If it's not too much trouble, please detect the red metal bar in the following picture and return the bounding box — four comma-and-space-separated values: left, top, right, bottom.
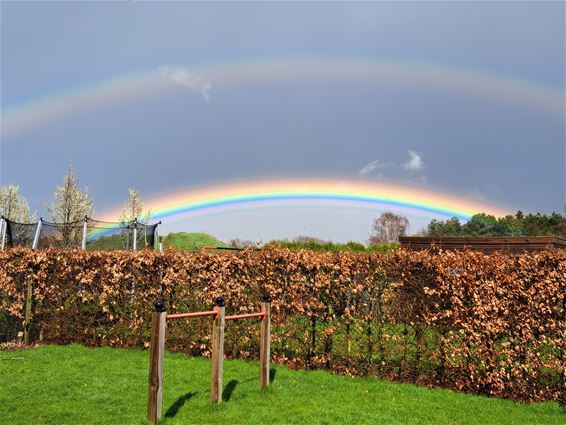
166, 310, 218, 320
225, 312, 265, 321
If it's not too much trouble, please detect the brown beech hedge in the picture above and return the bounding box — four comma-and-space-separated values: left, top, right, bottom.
0, 248, 564, 403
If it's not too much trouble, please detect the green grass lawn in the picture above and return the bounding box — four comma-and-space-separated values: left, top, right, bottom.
86, 235, 127, 250
0, 345, 562, 425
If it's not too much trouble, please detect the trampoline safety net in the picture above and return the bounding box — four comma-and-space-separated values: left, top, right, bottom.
1, 217, 160, 251
38, 220, 84, 249
4, 220, 38, 248
86, 219, 158, 251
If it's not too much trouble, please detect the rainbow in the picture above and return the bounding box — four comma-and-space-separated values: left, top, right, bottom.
3, 55, 565, 137
88, 178, 510, 239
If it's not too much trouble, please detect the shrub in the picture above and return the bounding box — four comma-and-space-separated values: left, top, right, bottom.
0, 247, 563, 403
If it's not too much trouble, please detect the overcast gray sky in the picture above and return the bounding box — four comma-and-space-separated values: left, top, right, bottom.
1, 1, 564, 243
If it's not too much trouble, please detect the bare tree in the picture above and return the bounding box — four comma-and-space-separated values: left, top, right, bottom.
369, 211, 409, 245
229, 238, 243, 248
413, 227, 428, 237
229, 238, 257, 249
46, 163, 94, 246
118, 188, 152, 224
0, 185, 35, 223
561, 203, 566, 236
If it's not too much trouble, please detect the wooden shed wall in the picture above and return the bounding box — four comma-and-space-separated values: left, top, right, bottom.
399, 236, 566, 253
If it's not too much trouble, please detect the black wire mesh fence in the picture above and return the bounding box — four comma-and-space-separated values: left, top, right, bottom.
86, 219, 158, 250
3, 220, 38, 248
0, 217, 160, 251
134, 222, 158, 250
86, 219, 132, 251
38, 220, 84, 249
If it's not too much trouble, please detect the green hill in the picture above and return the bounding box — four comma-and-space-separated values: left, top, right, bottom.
86, 235, 125, 250
85, 231, 229, 251
162, 232, 230, 251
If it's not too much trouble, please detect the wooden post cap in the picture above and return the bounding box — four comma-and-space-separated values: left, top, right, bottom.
154, 299, 166, 312
215, 296, 225, 307
262, 293, 272, 303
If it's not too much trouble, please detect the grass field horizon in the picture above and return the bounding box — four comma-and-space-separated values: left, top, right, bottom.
0, 344, 563, 425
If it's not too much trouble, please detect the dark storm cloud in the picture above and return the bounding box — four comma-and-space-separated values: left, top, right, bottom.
1, 1, 564, 241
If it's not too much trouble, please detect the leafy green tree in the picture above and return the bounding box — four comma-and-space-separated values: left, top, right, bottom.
461, 213, 499, 235
424, 210, 565, 237
521, 212, 562, 236
426, 217, 462, 236
496, 215, 524, 236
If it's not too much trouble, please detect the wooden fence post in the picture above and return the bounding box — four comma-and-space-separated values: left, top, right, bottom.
23, 278, 33, 345
210, 297, 225, 403
259, 293, 271, 388
147, 300, 166, 424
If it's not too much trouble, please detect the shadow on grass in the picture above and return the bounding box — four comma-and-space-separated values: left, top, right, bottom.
164, 392, 198, 418
223, 380, 238, 402
270, 368, 277, 383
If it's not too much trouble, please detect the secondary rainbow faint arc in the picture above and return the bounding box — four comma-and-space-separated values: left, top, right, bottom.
3, 55, 565, 136
89, 179, 509, 238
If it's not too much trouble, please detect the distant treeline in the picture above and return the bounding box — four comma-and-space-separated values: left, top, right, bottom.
264, 238, 399, 253
425, 211, 565, 237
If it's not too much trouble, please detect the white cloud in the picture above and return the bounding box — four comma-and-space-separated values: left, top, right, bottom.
158, 66, 212, 102
358, 160, 380, 175
402, 150, 424, 171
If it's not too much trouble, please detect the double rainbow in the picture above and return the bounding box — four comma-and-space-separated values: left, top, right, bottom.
96, 178, 509, 233
3, 55, 564, 137
3, 56, 524, 237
